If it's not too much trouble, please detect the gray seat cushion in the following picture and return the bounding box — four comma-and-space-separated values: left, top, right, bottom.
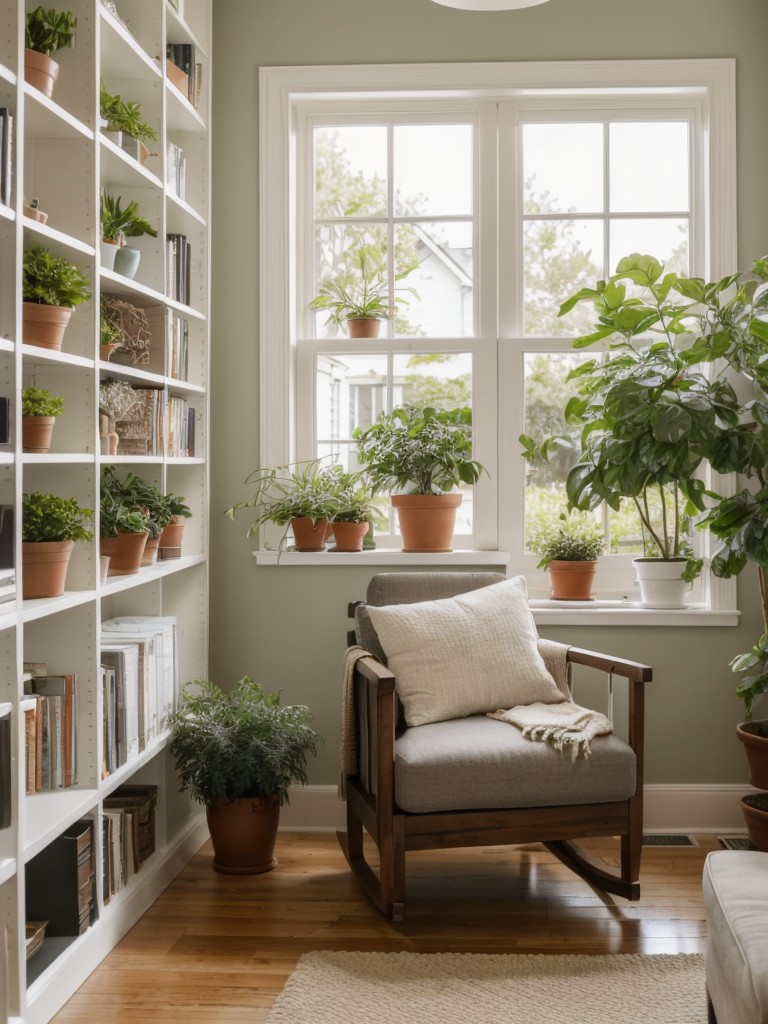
703, 850, 768, 1024
394, 714, 636, 813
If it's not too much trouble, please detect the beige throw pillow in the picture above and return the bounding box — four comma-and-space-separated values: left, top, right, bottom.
365, 576, 564, 727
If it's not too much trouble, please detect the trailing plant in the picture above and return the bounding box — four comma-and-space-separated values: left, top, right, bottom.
167, 676, 320, 806
356, 404, 485, 496
101, 192, 157, 244
21, 385, 64, 418
529, 513, 605, 569
100, 297, 151, 365
22, 491, 93, 543
25, 6, 76, 56
100, 82, 158, 142
225, 458, 344, 538
326, 469, 386, 526
22, 246, 91, 308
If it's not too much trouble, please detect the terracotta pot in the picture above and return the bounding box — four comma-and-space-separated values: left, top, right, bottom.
142, 534, 160, 566
290, 516, 329, 552
736, 721, 768, 790
547, 560, 597, 600
100, 530, 148, 576
206, 796, 280, 875
22, 416, 55, 454
100, 343, 121, 362
22, 540, 74, 599
331, 521, 369, 552
22, 302, 73, 350
741, 793, 768, 852
159, 518, 185, 559
391, 493, 462, 553
347, 317, 382, 339
24, 49, 59, 98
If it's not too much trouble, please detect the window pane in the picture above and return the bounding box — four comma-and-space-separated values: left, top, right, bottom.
392, 351, 473, 410
316, 352, 388, 443
314, 125, 387, 218
523, 123, 603, 214
313, 224, 389, 338
396, 222, 473, 336
609, 218, 689, 275
394, 124, 472, 217
523, 219, 603, 336
610, 122, 689, 213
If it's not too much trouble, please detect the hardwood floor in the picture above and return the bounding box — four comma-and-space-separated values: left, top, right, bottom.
52, 831, 718, 1023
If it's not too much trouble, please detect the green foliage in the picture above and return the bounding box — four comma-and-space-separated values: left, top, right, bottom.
101, 467, 191, 539
310, 249, 415, 329
100, 82, 158, 142
99, 470, 151, 538
528, 512, 604, 568
22, 491, 93, 543
22, 246, 90, 308
101, 192, 157, 243
356, 405, 485, 496
225, 459, 344, 538
323, 468, 386, 526
731, 634, 768, 723
25, 6, 76, 56
167, 676, 320, 806
21, 385, 63, 418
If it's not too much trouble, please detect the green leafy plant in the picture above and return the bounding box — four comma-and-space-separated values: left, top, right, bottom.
22, 491, 93, 543
99, 491, 150, 538
101, 467, 191, 539
310, 250, 415, 331
326, 469, 386, 526
225, 458, 344, 538
100, 82, 158, 142
22, 246, 91, 308
25, 6, 76, 56
356, 405, 485, 496
100, 192, 157, 244
167, 676, 320, 806
731, 635, 768, 724
21, 385, 63, 418
529, 513, 604, 569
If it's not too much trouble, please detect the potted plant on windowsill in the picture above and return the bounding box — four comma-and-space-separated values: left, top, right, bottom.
326, 470, 385, 552
356, 404, 485, 553
21, 384, 64, 454
100, 192, 157, 278
529, 513, 604, 601
22, 491, 93, 599
167, 675, 320, 874
24, 6, 77, 99
22, 245, 91, 351
310, 250, 413, 339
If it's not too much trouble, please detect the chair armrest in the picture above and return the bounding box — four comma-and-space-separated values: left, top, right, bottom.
355, 655, 396, 694
567, 647, 652, 683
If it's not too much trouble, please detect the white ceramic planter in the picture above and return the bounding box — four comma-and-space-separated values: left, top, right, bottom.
100, 238, 119, 271
633, 557, 689, 608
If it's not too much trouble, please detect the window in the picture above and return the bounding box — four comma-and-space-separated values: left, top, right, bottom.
260, 60, 737, 617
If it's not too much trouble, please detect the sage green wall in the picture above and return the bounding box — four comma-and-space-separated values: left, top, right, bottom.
209, 0, 768, 788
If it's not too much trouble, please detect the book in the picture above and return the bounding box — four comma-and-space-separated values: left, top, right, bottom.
26, 819, 96, 937
101, 644, 141, 764
102, 617, 178, 724
0, 703, 10, 828
0, 108, 13, 207
29, 675, 77, 787
115, 387, 165, 456
21, 696, 42, 793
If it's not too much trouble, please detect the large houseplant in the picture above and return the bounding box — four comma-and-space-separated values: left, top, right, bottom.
521, 253, 740, 608
22, 245, 91, 351
355, 404, 485, 552
529, 513, 604, 601
21, 384, 64, 454
24, 6, 77, 98
22, 491, 93, 598
167, 676, 320, 874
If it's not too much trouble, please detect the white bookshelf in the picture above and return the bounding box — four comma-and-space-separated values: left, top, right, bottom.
0, 2, 211, 1020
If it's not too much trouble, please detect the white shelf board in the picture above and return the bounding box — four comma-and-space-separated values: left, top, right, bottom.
165, 296, 206, 321
0, 202, 15, 223
100, 135, 164, 190
0, 63, 15, 87
166, 82, 206, 132
96, 362, 166, 388
0, 855, 16, 886
167, 378, 205, 396
100, 7, 162, 80
23, 89, 93, 140
0, 451, 13, 464
21, 454, 97, 465
0, 338, 14, 353
21, 589, 97, 624
21, 344, 94, 370
166, 191, 206, 230
100, 733, 169, 798
98, 552, 205, 594
165, 6, 209, 55
22, 218, 94, 258
23, 788, 99, 862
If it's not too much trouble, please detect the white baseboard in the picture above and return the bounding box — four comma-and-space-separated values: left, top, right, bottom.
279, 784, 754, 835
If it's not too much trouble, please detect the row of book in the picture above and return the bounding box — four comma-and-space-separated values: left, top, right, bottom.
103, 784, 158, 901
114, 386, 197, 457
0, 703, 10, 829
167, 233, 191, 305
0, 107, 13, 207
102, 616, 178, 778
166, 141, 187, 201
166, 43, 203, 110
22, 667, 78, 793
27, 818, 96, 938
167, 314, 190, 380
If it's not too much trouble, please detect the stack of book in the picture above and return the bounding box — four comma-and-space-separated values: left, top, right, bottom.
166, 233, 191, 305
115, 386, 165, 456
166, 313, 189, 380
103, 784, 158, 900
101, 616, 178, 778
165, 396, 196, 457
0, 703, 10, 829
0, 107, 13, 207
166, 141, 186, 200
165, 43, 202, 109
26, 819, 96, 937
22, 668, 77, 793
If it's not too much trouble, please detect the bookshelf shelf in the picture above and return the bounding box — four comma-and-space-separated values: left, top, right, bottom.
3, 2, 211, 1019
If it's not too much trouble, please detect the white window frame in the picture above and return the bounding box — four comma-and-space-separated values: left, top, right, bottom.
258, 59, 738, 624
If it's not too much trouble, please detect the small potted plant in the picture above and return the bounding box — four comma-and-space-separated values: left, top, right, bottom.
100, 192, 157, 277
327, 470, 384, 552
22, 491, 93, 599
157, 491, 192, 559
167, 675, 320, 874
99, 82, 158, 161
22, 245, 91, 351
355, 405, 485, 553
24, 6, 77, 99
100, 467, 163, 565
21, 384, 64, 454
310, 251, 410, 339
99, 484, 150, 577
100, 297, 151, 365
225, 459, 343, 552
528, 513, 604, 600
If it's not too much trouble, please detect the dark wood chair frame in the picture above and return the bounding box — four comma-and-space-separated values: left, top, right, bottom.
339, 608, 652, 922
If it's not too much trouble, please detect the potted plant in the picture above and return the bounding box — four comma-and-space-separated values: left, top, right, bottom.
24, 6, 77, 98
21, 384, 64, 454
324, 469, 384, 552
529, 513, 604, 601
100, 192, 157, 277
100, 466, 163, 565
521, 253, 739, 608
225, 459, 343, 552
157, 491, 192, 559
22, 491, 93, 599
99, 488, 149, 577
166, 675, 320, 874
309, 250, 412, 339
100, 297, 151, 365
22, 245, 91, 351
99, 82, 158, 161
355, 404, 485, 553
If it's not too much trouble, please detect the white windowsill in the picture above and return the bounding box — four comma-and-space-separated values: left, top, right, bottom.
252, 548, 511, 567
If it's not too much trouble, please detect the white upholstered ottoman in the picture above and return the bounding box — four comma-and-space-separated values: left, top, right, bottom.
703, 850, 768, 1024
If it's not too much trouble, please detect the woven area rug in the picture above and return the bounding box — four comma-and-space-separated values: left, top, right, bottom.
264, 950, 706, 1023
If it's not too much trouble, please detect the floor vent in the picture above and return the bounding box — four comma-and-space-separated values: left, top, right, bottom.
718, 836, 757, 851
641, 834, 698, 847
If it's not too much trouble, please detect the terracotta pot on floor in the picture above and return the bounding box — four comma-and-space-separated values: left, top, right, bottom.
206, 796, 280, 875
741, 793, 768, 852
736, 721, 768, 789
